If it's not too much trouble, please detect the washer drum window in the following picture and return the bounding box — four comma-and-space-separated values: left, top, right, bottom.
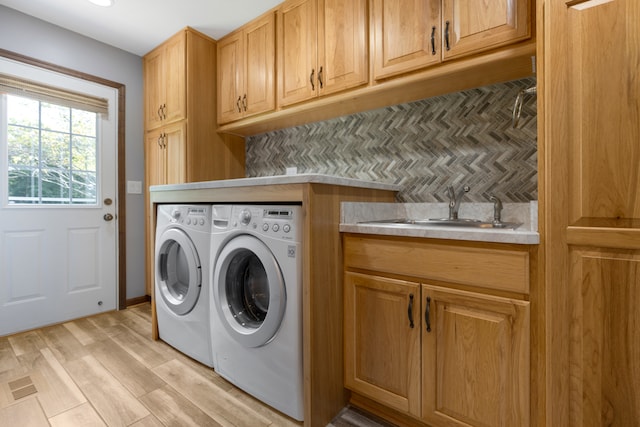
156, 228, 202, 316
214, 235, 286, 348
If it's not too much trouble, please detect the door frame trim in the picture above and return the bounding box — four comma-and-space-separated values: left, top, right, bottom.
0, 47, 127, 310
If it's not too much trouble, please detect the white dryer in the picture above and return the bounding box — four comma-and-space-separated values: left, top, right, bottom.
155, 204, 214, 368
210, 205, 304, 421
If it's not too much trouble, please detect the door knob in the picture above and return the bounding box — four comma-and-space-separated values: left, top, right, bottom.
104, 198, 113, 205
104, 213, 114, 221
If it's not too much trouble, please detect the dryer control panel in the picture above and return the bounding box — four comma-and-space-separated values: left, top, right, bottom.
166, 205, 211, 231
221, 205, 301, 241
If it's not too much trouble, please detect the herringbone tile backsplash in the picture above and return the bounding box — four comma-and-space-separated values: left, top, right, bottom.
246, 78, 537, 203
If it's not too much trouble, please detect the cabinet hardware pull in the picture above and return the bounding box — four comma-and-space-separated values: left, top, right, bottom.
318, 66, 324, 89
236, 96, 242, 113
430, 26, 437, 55
445, 21, 451, 51
425, 296, 431, 332
408, 294, 415, 329
242, 94, 247, 111
162, 103, 167, 119
157, 135, 162, 148
157, 105, 163, 120
310, 68, 315, 90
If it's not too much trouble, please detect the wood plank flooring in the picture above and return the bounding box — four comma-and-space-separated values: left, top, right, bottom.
0, 303, 304, 426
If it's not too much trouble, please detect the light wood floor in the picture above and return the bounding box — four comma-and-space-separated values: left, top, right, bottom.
0, 303, 304, 426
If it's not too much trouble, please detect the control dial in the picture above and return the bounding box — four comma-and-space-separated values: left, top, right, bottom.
239, 209, 252, 225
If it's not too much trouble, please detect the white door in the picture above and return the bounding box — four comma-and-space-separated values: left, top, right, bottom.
0, 58, 118, 336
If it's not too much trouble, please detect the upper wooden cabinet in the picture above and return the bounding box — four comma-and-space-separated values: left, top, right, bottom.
144, 33, 186, 130
277, 0, 368, 107
217, 12, 276, 124
372, 0, 442, 80
372, 0, 531, 80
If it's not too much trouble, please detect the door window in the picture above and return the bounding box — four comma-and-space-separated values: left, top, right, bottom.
5, 94, 98, 205
225, 249, 270, 329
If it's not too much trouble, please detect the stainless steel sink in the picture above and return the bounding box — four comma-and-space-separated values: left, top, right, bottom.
359, 218, 522, 230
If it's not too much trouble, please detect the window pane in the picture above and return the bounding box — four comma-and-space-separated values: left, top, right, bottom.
7, 95, 39, 127
41, 168, 70, 203
72, 109, 96, 136
72, 171, 97, 204
41, 130, 70, 168
8, 166, 38, 203
8, 126, 39, 167
41, 102, 69, 133
72, 135, 96, 171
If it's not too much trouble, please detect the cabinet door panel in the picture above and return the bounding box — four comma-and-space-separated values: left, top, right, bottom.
566, 0, 640, 222
163, 35, 186, 124
422, 284, 530, 427
145, 129, 166, 187
372, 0, 441, 80
344, 272, 421, 417
278, 0, 318, 106
163, 122, 186, 185
217, 31, 244, 124
569, 249, 640, 425
318, 0, 368, 95
442, 0, 530, 60
143, 49, 164, 130
245, 13, 276, 116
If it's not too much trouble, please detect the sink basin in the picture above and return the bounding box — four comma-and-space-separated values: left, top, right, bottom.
359, 218, 522, 230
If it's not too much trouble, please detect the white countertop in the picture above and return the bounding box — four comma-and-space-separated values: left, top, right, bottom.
149, 174, 401, 192
340, 201, 540, 245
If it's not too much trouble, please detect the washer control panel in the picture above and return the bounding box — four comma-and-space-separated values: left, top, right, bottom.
230, 205, 300, 240
168, 205, 210, 230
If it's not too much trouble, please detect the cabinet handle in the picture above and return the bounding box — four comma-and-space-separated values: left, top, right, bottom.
157, 135, 162, 148
162, 133, 167, 148
408, 294, 415, 329
157, 105, 163, 120
425, 296, 431, 332
310, 68, 315, 91
242, 94, 247, 111
318, 66, 324, 89
236, 96, 242, 113
445, 21, 451, 51
430, 26, 437, 55
162, 103, 167, 119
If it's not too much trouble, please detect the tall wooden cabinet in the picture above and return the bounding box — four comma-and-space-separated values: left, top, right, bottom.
372, 0, 531, 80
344, 235, 532, 426
217, 12, 275, 124
143, 27, 245, 295
542, 0, 640, 425
277, 0, 368, 106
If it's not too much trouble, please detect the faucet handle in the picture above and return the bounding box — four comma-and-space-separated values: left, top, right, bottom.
489, 195, 503, 225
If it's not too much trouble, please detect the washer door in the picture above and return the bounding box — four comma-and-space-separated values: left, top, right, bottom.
214, 235, 286, 348
156, 228, 202, 315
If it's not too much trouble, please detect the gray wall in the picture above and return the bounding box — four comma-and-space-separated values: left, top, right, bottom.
0, 5, 146, 300
247, 78, 537, 203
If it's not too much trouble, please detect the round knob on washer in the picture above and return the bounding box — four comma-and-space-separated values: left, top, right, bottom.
171, 209, 181, 220
272, 224, 280, 232
262, 223, 269, 231
283, 224, 291, 233
239, 209, 252, 225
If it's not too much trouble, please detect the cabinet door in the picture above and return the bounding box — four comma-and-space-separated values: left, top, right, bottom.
277, 0, 318, 107
163, 121, 186, 185
217, 31, 244, 124
145, 128, 166, 187
442, 0, 530, 60
317, 0, 368, 95
244, 13, 276, 117
372, 0, 441, 80
344, 272, 421, 417
569, 249, 640, 425
422, 284, 530, 427
143, 49, 165, 130
163, 34, 186, 125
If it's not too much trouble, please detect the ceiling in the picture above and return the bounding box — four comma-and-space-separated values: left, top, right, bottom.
0, 0, 283, 56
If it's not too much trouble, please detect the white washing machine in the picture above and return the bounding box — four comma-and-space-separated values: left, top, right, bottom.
210, 204, 304, 421
155, 204, 214, 368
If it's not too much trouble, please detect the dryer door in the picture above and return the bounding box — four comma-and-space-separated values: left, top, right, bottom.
156, 228, 202, 315
214, 235, 286, 348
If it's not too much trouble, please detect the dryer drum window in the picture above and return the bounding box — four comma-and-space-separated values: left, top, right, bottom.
225, 249, 270, 329
161, 242, 191, 301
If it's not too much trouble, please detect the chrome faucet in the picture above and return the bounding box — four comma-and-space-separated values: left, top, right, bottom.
489, 194, 504, 227
446, 185, 470, 220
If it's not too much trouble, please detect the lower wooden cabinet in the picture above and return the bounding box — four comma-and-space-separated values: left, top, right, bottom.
344, 235, 532, 427
422, 285, 529, 427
